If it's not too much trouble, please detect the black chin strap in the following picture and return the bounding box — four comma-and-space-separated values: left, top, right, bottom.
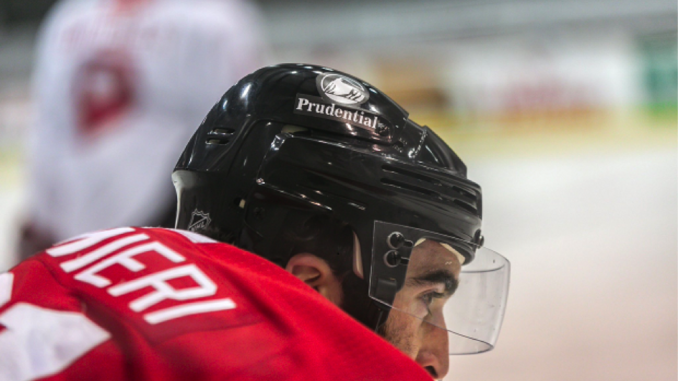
367, 299, 391, 333
340, 272, 393, 333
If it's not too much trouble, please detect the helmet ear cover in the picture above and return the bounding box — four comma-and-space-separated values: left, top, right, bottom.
239, 199, 355, 275
173, 64, 484, 330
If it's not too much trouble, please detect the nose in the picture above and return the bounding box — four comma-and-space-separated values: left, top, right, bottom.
415, 324, 449, 379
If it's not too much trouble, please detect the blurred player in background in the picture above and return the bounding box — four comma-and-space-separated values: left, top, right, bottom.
18, 0, 267, 261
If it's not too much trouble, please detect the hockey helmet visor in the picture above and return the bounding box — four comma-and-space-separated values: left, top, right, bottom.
369, 221, 510, 355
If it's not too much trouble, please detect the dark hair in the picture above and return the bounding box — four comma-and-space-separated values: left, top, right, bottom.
283, 213, 377, 328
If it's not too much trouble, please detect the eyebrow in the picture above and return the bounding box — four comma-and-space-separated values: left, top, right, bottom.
406, 269, 459, 297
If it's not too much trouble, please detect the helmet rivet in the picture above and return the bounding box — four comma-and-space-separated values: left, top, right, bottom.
474, 230, 484, 247
254, 207, 265, 220
384, 250, 401, 268
387, 232, 405, 249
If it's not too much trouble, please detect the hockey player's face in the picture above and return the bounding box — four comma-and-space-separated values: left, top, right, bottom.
382, 240, 462, 380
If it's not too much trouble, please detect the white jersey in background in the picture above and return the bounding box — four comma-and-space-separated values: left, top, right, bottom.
23, 0, 267, 257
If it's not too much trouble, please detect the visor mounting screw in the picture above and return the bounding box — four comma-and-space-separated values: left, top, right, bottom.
384, 250, 401, 268
254, 207, 265, 220
387, 232, 405, 249
473, 230, 485, 247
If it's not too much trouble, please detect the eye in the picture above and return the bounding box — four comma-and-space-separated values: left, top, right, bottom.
419, 291, 445, 315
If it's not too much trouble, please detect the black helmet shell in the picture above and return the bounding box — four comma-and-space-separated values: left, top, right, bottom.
173, 63, 483, 324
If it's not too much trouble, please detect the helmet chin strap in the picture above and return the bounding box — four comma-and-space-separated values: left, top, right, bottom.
339, 270, 392, 333
351, 231, 396, 333
351, 232, 390, 332
367, 299, 391, 333
352, 232, 364, 280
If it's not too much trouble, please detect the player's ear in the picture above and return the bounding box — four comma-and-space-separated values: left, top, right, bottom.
286, 253, 343, 306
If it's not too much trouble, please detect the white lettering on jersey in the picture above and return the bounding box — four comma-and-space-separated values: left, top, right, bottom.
45, 228, 236, 324
166, 228, 217, 244
144, 298, 236, 325
74, 241, 185, 288
60, 234, 150, 273
0, 303, 110, 381
46, 227, 136, 257
0, 272, 13, 308
108, 264, 218, 312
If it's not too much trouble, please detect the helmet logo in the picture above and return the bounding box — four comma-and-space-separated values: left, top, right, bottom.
317, 73, 369, 106
295, 72, 388, 134
188, 209, 211, 232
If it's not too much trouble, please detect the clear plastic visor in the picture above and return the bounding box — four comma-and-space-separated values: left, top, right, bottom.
369, 221, 510, 355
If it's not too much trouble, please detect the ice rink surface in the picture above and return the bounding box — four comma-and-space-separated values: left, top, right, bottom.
449, 146, 677, 381
0, 127, 676, 381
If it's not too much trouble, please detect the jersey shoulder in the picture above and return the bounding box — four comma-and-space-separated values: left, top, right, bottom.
3, 227, 433, 380
21, 227, 261, 340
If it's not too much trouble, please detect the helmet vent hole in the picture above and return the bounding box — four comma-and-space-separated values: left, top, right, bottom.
453, 199, 477, 214
382, 165, 442, 187
281, 125, 309, 134
452, 186, 477, 201
211, 128, 235, 135
234, 198, 246, 209
380, 178, 437, 197
206, 138, 230, 145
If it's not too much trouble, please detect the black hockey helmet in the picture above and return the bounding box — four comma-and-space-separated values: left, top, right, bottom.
173, 64, 509, 354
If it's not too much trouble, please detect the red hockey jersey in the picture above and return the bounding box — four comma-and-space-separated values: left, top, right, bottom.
0, 227, 433, 381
